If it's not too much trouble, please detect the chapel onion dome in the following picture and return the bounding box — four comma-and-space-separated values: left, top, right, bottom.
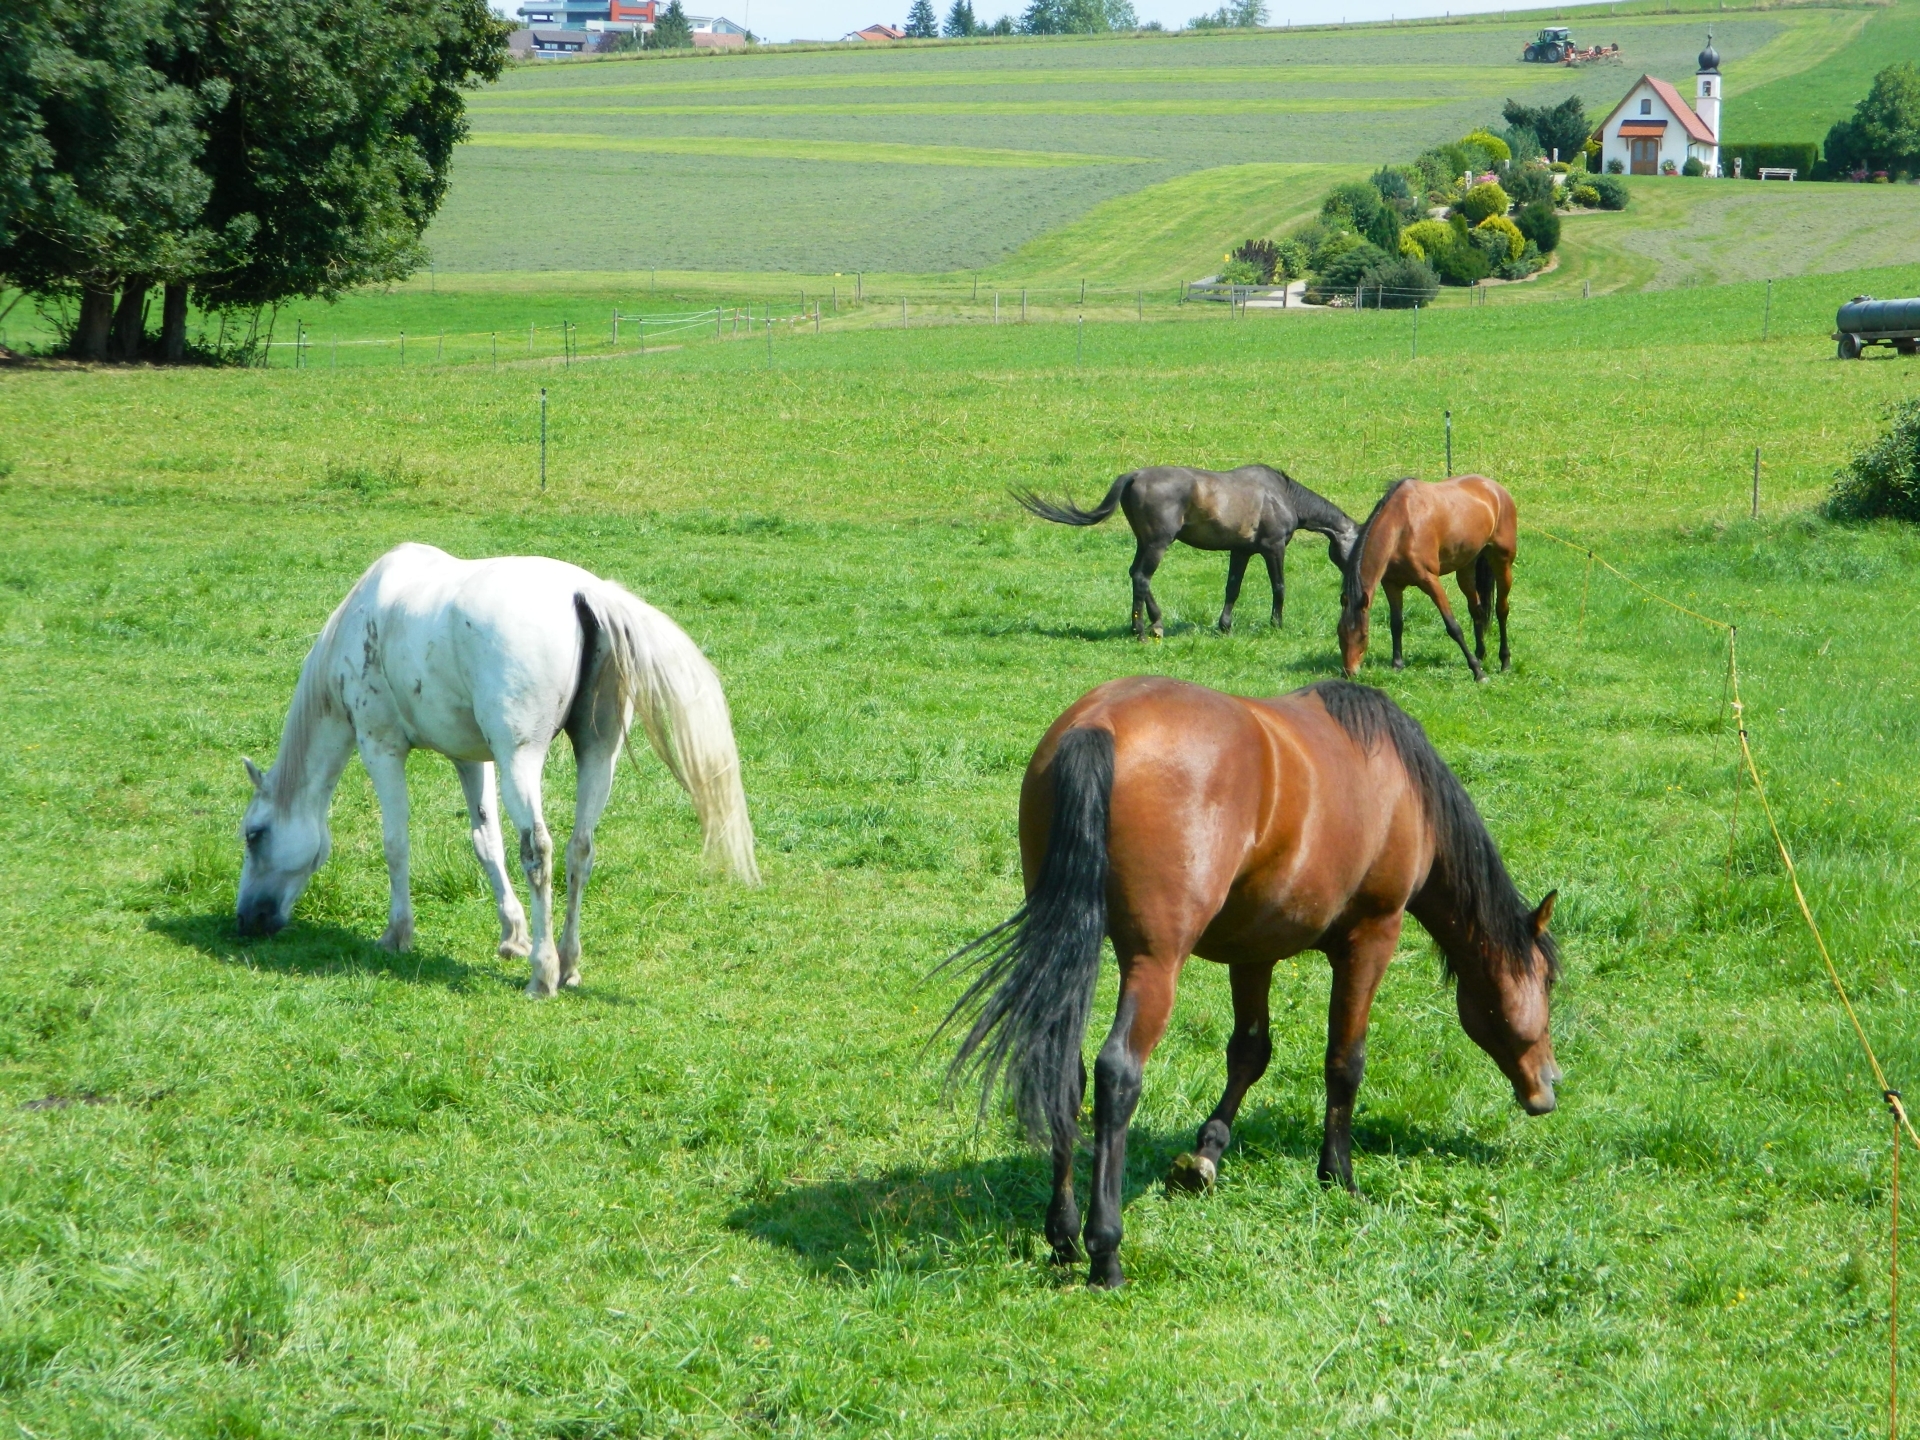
1698, 35, 1720, 71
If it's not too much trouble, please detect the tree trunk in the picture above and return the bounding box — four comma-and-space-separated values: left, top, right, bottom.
162, 283, 188, 362
74, 285, 114, 361
112, 277, 150, 361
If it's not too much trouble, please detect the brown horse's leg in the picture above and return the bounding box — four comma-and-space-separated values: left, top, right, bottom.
1085, 953, 1181, 1288
1386, 585, 1407, 670
1260, 542, 1287, 628
1456, 557, 1490, 662
1218, 548, 1252, 633
1318, 916, 1402, 1192
1129, 538, 1170, 641
1169, 961, 1276, 1192
1045, 1058, 1086, 1265
1414, 573, 1486, 682
1495, 553, 1514, 671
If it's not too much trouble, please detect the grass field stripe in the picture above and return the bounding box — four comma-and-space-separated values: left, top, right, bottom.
468, 96, 1456, 119
461, 132, 1148, 167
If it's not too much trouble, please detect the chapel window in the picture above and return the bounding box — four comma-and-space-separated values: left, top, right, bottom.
1640, 99, 1652, 114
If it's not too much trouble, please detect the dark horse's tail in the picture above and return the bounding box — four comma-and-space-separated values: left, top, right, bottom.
1013, 473, 1132, 527
939, 728, 1114, 1145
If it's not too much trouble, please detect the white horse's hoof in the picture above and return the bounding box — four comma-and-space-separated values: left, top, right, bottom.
562, 972, 583, 988
498, 937, 531, 960
524, 979, 556, 999
377, 924, 413, 953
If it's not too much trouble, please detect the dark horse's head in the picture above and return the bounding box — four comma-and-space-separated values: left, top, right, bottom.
1313, 680, 1562, 1113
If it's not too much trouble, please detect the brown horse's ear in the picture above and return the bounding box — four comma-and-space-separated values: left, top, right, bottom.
1530, 890, 1558, 936
243, 757, 267, 795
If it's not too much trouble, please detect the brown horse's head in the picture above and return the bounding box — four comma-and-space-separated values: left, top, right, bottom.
1453, 890, 1560, 1113
1337, 481, 1408, 676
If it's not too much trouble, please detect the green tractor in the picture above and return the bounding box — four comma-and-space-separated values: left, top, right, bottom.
1522, 26, 1572, 61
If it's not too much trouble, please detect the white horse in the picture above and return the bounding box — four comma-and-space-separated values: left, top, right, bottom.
237, 543, 759, 996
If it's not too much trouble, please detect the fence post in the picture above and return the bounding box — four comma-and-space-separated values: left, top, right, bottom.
1583, 278, 1591, 299
399, 330, 405, 366
857, 272, 863, 303
1080, 279, 1086, 306
1137, 290, 1143, 320
1763, 278, 1772, 342
814, 302, 820, 334
1445, 408, 1452, 475
613, 307, 619, 347
832, 285, 837, 314
492, 332, 497, 368
540, 387, 547, 493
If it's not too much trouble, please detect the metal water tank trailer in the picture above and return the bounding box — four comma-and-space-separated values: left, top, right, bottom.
1835, 295, 1920, 359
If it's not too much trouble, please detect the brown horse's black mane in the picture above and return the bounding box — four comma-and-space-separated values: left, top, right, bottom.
1339, 478, 1413, 612
1308, 680, 1557, 984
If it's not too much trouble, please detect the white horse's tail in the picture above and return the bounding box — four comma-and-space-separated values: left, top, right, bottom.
577, 581, 760, 885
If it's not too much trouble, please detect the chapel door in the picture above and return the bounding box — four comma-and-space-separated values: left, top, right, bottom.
1630, 138, 1659, 175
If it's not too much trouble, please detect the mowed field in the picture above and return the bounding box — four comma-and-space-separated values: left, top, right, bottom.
5, 252, 1920, 1434
427, 0, 1890, 275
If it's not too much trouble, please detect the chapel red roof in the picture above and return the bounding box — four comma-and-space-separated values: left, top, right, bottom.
1599, 75, 1717, 145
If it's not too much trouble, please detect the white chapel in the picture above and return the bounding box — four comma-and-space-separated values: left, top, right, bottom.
1597, 36, 1722, 176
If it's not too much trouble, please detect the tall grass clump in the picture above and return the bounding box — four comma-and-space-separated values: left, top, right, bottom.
1827, 397, 1920, 522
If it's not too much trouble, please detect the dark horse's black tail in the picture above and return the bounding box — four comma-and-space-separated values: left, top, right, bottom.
939, 728, 1114, 1145
1012, 473, 1132, 527
1474, 548, 1494, 602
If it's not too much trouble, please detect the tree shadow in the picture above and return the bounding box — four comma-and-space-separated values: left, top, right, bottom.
146, 911, 507, 993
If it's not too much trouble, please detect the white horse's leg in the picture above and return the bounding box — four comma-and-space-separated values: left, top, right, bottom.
558, 733, 620, 989
494, 745, 559, 998
359, 741, 415, 952
456, 760, 530, 959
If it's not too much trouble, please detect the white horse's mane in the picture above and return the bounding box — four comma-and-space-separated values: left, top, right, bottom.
265, 598, 351, 801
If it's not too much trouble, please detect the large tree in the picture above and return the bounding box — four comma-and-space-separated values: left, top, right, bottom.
905, 0, 940, 36
943, 0, 978, 36
1825, 62, 1920, 176
1501, 96, 1592, 166
650, 0, 693, 46
1019, 0, 1133, 33
0, 0, 507, 361
0, 0, 212, 359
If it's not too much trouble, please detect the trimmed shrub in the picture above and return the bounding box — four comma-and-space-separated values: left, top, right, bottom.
1458, 181, 1510, 224
1231, 238, 1279, 283
1500, 123, 1543, 164
1401, 219, 1454, 256
1219, 258, 1262, 284
1370, 165, 1418, 217
1322, 181, 1384, 232
1463, 128, 1511, 163
1475, 213, 1524, 261
1431, 241, 1490, 286
1589, 173, 1629, 209
1360, 256, 1439, 308
1515, 199, 1561, 253
1273, 239, 1310, 280
1495, 239, 1545, 281
1310, 229, 1363, 270
1605, 157, 1625, 174
1306, 241, 1390, 301
1828, 399, 1920, 522
1364, 203, 1403, 255
1504, 163, 1555, 208
1570, 184, 1601, 207
1681, 157, 1706, 177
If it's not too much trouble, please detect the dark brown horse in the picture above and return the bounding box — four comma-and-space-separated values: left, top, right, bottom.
1016, 466, 1358, 639
942, 677, 1559, 1289
1339, 475, 1518, 681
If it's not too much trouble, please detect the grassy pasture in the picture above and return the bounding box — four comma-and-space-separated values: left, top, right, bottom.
428, 3, 1870, 274
5, 257, 1920, 1435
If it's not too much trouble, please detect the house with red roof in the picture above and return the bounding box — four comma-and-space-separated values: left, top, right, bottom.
1598, 37, 1723, 176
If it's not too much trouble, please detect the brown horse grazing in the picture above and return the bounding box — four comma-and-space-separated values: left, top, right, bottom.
942, 677, 1559, 1289
1015, 466, 1358, 639
1338, 476, 1518, 682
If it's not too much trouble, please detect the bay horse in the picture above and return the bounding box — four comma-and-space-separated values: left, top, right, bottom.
942, 676, 1559, 1288
237, 543, 759, 996
1338, 475, 1517, 681
1015, 466, 1359, 639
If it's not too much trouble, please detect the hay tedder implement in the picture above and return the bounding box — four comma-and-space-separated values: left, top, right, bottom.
1521, 28, 1621, 64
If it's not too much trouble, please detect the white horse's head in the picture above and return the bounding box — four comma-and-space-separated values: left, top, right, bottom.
236, 757, 330, 936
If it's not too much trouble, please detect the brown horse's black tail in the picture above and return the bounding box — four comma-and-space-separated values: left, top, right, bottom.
938, 728, 1113, 1146
1012, 473, 1131, 527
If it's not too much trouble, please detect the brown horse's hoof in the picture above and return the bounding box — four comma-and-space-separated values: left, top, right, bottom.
1166, 1152, 1216, 1194
1087, 1254, 1125, 1289
1391, 659, 1406, 671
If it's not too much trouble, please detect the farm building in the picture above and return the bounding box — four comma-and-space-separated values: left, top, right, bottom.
1597, 39, 1722, 176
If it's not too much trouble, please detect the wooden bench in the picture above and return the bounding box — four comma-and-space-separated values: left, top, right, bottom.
1757, 167, 1798, 181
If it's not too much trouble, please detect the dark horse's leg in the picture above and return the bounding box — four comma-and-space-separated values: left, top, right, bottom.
1084, 953, 1180, 1287
1494, 551, 1514, 671
1045, 1059, 1086, 1265
1387, 585, 1407, 670
1168, 961, 1275, 1192
1129, 538, 1170, 641
1218, 549, 1252, 633
1414, 573, 1486, 682
1318, 916, 1401, 1192
1261, 542, 1287, 628
1457, 555, 1491, 663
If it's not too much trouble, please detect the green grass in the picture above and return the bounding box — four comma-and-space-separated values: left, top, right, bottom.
6, 258, 1920, 1435
427, 5, 1867, 274
1723, 0, 1920, 141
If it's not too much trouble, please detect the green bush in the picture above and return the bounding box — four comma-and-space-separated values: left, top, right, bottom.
1274, 239, 1310, 280
1310, 229, 1363, 270
1722, 141, 1820, 179
1359, 256, 1439, 308
1323, 182, 1384, 233
1589, 174, 1629, 210
1515, 199, 1560, 253
1682, 157, 1706, 177
1369, 166, 1419, 218
1570, 184, 1601, 207
1458, 182, 1510, 224
1431, 241, 1490, 286
1504, 164, 1555, 209
1230, 238, 1279, 283
1828, 399, 1920, 522
1219, 258, 1262, 285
